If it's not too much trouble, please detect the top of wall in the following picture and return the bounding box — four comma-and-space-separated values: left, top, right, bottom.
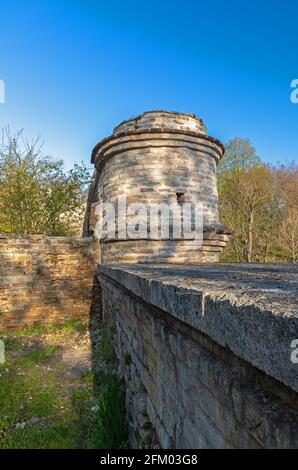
113, 110, 207, 136
98, 262, 298, 393
91, 110, 225, 164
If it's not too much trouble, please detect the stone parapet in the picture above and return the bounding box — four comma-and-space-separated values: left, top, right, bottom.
98, 263, 298, 448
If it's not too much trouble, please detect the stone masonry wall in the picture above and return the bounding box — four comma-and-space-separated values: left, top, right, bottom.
0, 234, 100, 329
89, 111, 231, 264
98, 264, 298, 449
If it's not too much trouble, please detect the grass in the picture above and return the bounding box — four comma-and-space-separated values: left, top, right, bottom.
21, 345, 61, 365
96, 321, 116, 368
92, 373, 127, 449
0, 319, 127, 449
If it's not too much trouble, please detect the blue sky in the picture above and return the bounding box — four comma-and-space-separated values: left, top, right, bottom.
0, 0, 297, 169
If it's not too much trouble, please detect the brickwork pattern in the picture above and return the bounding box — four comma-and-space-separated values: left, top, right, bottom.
0, 234, 99, 329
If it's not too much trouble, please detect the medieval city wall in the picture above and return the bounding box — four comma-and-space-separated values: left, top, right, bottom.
98, 263, 298, 449
0, 234, 100, 329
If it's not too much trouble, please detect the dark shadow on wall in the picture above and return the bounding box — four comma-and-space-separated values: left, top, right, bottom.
88, 272, 103, 398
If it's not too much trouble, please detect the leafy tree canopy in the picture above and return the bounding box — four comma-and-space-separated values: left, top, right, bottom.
0, 128, 91, 236
218, 137, 261, 174
218, 136, 298, 263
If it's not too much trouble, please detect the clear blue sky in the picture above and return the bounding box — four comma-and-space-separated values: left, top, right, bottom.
0, 0, 297, 169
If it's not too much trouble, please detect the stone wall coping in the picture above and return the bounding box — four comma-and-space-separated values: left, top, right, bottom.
113, 110, 207, 134
98, 263, 298, 393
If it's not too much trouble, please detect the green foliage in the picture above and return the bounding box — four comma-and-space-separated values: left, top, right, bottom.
21, 345, 60, 365
92, 373, 127, 449
0, 346, 65, 448
218, 138, 298, 262
0, 128, 91, 235
97, 321, 116, 368
12, 325, 49, 336
61, 319, 87, 333
3, 419, 78, 449
218, 137, 261, 174
0, 320, 127, 449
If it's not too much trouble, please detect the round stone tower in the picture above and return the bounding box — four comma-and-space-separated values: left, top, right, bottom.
86, 110, 232, 264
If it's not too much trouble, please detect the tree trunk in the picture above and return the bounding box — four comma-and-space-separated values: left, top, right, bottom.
292, 232, 296, 263
247, 210, 254, 262
264, 242, 269, 263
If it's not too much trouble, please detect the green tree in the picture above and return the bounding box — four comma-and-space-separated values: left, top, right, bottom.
218, 138, 282, 262
0, 129, 90, 235
218, 137, 261, 174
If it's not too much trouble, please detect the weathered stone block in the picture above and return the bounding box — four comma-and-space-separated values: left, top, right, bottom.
99, 263, 298, 449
